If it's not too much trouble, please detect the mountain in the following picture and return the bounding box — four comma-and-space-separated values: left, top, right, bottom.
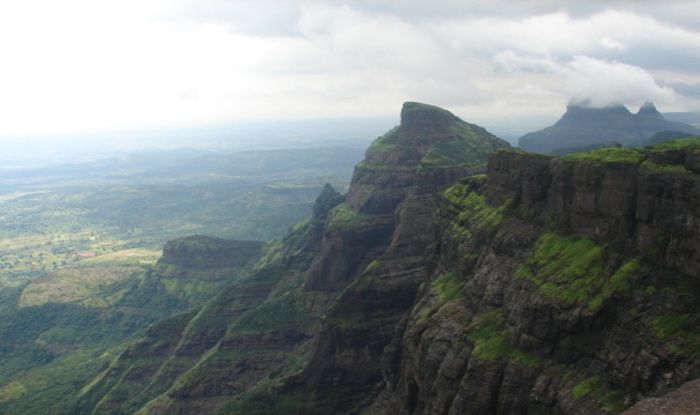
646, 130, 699, 146
664, 111, 700, 128
519, 102, 700, 154
3, 102, 699, 415
69, 102, 508, 414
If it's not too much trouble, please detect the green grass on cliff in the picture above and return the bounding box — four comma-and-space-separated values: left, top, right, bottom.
588, 258, 643, 310
433, 272, 463, 302
640, 159, 691, 174
651, 314, 700, 359
517, 233, 606, 303
326, 203, 372, 231
443, 181, 504, 229
517, 233, 643, 309
466, 309, 539, 367
365, 130, 398, 157
571, 376, 625, 413
421, 123, 506, 167
232, 294, 312, 332
563, 147, 644, 163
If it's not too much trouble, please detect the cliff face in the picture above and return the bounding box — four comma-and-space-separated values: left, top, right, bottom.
159, 236, 264, 271
365, 140, 700, 414
519, 102, 700, 154
224, 102, 509, 414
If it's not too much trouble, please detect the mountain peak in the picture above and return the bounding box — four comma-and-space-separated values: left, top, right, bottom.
312, 183, 343, 220
520, 101, 699, 154
562, 102, 631, 117
637, 101, 662, 117
400, 101, 458, 132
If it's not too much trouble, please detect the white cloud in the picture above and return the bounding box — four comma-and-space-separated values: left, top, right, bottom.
0, 1, 699, 138
493, 52, 679, 108
600, 37, 626, 51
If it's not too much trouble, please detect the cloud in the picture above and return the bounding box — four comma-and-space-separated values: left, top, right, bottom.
493, 52, 679, 108
0, 0, 699, 137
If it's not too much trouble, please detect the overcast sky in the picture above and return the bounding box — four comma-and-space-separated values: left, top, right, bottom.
1, 0, 699, 138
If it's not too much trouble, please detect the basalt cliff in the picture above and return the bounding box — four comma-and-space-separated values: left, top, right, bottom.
75, 103, 699, 414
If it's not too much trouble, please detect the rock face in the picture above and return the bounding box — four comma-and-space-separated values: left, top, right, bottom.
365, 141, 700, 414
623, 378, 700, 415
247, 102, 508, 414
519, 102, 700, 154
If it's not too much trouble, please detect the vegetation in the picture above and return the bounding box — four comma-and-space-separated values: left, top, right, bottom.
233, 294, 312, 332
365, 129, 398, 158
647, 136, 700, 151
466, 309, 539, 367
0, 347, 119, 414
327, 203, 371, 231
432, 272, 463, 303
588, 258, 643, 310
571, 376, 626, 413
641, 160, 690, 174
651, 314, 700, 359
421, 123, 506, 167
517, 233, 644, 309
443, 180, 504, 229
364, 259, 381, 273
652, 315, 690, 339
563, 147, 644, 163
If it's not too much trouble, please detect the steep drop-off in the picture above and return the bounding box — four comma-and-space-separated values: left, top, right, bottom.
365, 140, 700, 414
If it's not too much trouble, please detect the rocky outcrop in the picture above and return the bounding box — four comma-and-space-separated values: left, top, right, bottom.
519, 102, 700, 154
624, 379, 700, 414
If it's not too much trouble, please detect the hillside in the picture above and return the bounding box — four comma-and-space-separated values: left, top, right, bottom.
519, 102, 700, 154
0, 236, 263, 414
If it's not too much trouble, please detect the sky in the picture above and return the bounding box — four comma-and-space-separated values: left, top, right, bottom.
1, 0, 699, 138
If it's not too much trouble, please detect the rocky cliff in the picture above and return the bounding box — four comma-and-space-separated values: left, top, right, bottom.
365, 139, 700, 414
519, 102, 700, 154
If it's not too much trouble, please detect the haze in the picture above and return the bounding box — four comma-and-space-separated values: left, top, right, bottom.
1, 0, 699, 140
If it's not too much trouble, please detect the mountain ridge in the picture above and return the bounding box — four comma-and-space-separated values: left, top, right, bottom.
71, 102, 509, 414
519, 102, 700, 154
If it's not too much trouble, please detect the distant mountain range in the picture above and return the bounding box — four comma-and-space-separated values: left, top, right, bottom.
664, 111, 700, 128
518, 102, 700, 154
